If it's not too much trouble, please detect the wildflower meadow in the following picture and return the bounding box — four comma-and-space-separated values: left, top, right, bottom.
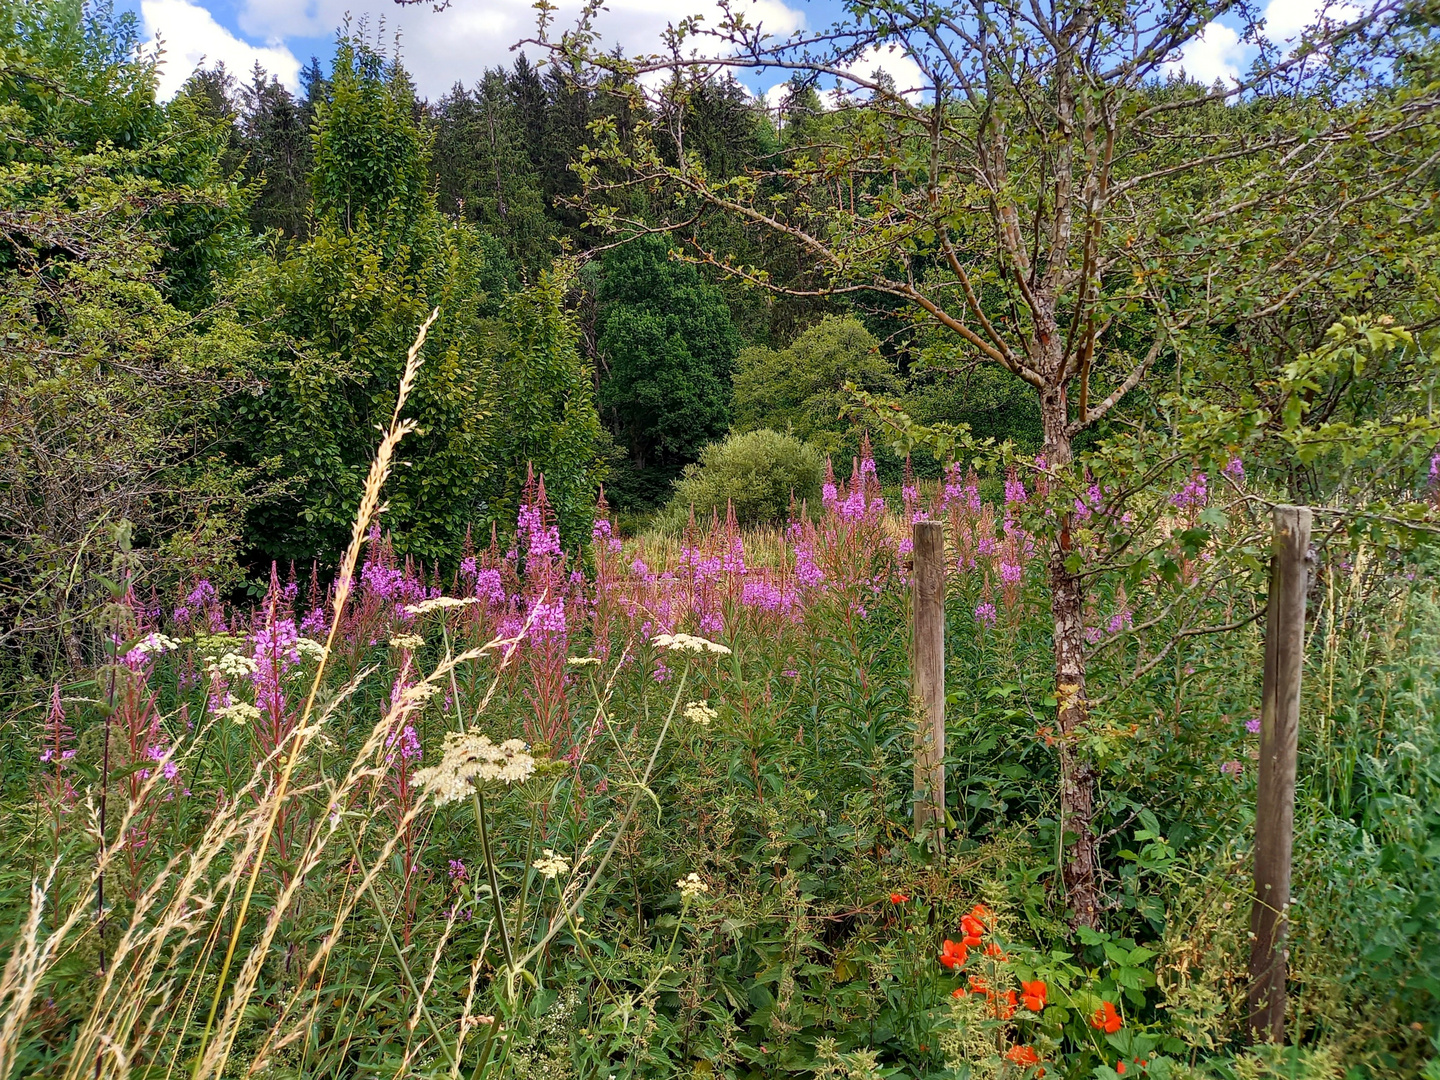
5, 363, 1439, 1076
4, 0, 1440, 1077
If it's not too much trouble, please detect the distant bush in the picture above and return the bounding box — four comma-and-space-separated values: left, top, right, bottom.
732, 315, 898, 456
663, 429, 823, 528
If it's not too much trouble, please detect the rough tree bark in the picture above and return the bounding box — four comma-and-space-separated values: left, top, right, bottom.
1042, 389, 1100, 928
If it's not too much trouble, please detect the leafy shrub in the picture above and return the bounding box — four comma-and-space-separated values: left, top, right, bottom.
0, 0, 259, 671
663, 429, 823, 527
732, 315, 898, 455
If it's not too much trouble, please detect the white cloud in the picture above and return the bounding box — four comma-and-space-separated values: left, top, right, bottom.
142, 0, 302, 99
1162, 0, 1367, 86
1161, 20, 1247, 85
835, 43, 927, 103
230, 0, 805, 100
1261, 0, 1362, 50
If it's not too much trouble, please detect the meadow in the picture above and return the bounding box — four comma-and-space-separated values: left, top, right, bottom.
4, 342, 1437, 1079
4, 0, 1440, 1075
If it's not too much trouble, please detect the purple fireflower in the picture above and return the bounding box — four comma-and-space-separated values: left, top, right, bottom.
187, 580, 217, 607
1246, 717, 1262, 734
474, 568, 505, 604
1171, 472, 1209, 509
793, 542, 824, 589
300, 607, 328, 637
1004, 472, 1028, 505
527, 597, 567, 640
974, 602, 997, 627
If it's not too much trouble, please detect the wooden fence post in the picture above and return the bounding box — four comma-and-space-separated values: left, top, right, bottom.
912, 520, 946, 840
1248, 504, 1312, 1044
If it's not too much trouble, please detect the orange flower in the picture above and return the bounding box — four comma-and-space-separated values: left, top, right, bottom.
1116, 1062, 1126, 1075
1020, 979, 1047, 1012
967, 974, 991, 997
1005, 1045, 1041, 1068
960, 914, 985, 946
1092, 1000, 1123, 1034
939, 939, 969, 970
993, 989, 1017, 1019
984, 941, 1009, 961
951, 986, 966, 999
971, 903, 992, 922
890, 892, 910, 904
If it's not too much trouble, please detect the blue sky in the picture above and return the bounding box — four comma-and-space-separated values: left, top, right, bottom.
117, 0, 1336, 103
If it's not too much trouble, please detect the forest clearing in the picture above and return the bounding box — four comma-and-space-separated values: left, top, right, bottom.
2, 0, 1438, 1076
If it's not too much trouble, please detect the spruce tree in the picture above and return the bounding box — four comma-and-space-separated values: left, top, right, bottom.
239, 63, 313, 239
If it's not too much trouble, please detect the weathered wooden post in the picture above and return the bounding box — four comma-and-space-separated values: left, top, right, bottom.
1248, 504, 1312, 1044
912, 520, 946, 840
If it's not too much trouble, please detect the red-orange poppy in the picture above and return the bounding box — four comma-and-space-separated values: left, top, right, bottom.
951, 986, 966, 999
984, 941, 1009, 961
1092, 1000, 1123, 1034
1020, 979, 1047, 1012
968, 974, 991, 997
1116, 1062, 1126, 1075
1005, 1045, 1041, 1068
890, 892, 910, 904
993, 989, 1017, 1019
939, 939, 969, 969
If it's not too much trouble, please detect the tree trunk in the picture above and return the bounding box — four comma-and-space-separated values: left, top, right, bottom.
1041, 386, 1101, 929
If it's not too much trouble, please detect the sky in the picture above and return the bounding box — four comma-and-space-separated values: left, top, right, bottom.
116, 0, 1345, 103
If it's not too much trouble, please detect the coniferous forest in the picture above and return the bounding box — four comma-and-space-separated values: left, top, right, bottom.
2, 0, 1439, 1076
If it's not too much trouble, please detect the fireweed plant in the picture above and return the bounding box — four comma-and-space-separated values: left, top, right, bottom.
1, 329, 1438, 1075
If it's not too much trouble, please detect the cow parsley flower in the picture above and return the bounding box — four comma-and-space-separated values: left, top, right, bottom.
389, 634, 425, 650
677, 873, 710, 900
683, 700, 718, 726
413, 733, 537, 806
216, 701, 261, 725
126, 633, 180, 664
295, 637, 327, 661
652, 633, 731, 655
207, 652, 259, 680
532, 849, 571, 879
404, 596, 481, 616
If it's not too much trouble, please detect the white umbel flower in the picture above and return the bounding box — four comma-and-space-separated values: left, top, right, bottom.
216, 701, 261, 725
207, 652, 259, 679
388, 634, 425, 650
652, 633, 731, 655
683, 700, 718, 726
677, 872, 710, 900
532, 849, 571, 879
404, 596, 481, 616
295, 637, 327, 661
128, 633, 180, 660
412, 732, 537, 806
